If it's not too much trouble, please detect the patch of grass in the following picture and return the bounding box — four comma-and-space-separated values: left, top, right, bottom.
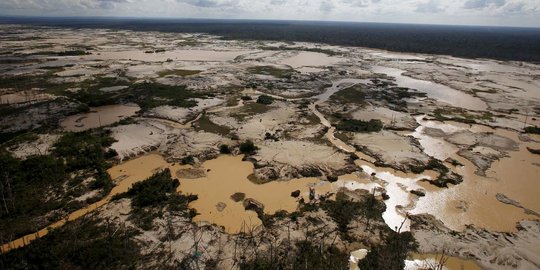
336, 119, 383, 133
1, 132, 39, 148
157, 69, 201, 77
331, 84, 367, 104
193, 114, 231, 136
524, 126, 540, 134
230, 102, 274, 121
247, 66, 294, 79
128, 82, 201, 111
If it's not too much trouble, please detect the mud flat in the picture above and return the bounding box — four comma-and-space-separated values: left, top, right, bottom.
371, 66, 488, 111
60, 104, 140, 132
279, 51, 345, 68
89, 49, 254, 62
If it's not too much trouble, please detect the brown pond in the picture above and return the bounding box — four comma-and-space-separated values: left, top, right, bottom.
60, 104, 140, 132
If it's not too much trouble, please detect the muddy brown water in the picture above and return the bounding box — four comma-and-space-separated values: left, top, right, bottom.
178, 155, 323, 233
411, 117, 540, 232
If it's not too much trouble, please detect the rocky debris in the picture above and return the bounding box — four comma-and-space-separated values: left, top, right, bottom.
176, 168, 207, 179
290, 190, 300, 198
327, 175, 338, 182
0, 97, 83, 133
527, 147, 540, 155
423, 171, 463, 188
496, 193, 540, 218
162, 129, 230, 162
243, 198, 265, 212
410, 189, 426, 197
457, 148, 502, 176
422, 127, 447, 137
230, 192, 246, 202
215, 202, 227, 212
410, 214, 540, 270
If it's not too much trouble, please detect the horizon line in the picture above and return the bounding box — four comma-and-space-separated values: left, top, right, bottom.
1, 15, 539, 30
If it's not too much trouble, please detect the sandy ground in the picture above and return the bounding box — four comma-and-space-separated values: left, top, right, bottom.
351, 131, 430, 171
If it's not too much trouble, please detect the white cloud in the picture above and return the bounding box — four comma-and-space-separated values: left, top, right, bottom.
0, 0, 538, 27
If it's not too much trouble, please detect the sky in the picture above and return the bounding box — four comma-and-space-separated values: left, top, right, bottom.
0, 0, 539, 27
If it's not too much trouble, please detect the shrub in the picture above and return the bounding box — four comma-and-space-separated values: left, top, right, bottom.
239, 140, 257, 154
336, 119, 383, 133
124, 169, 180, 208
219, 144, 231, 154
524, 126, 540, 134
256, 95, 274, 105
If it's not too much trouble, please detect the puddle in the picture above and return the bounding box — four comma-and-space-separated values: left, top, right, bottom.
60, 104, 140, 132
372, 66, 488, 111
280, 51, 344, 68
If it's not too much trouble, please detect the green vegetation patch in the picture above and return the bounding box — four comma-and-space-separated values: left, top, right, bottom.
128, 82, 200, 111
239, 240, 349, 270
256, 94, 274, 105
433, 108, 495, 124
330, 84, 367, 104
247, 66, 294, 79
157, 69, 201, 77
357, 230, 418, 270
239, 140, 257, 155
322, 192, 385, 236
524, 126, 540, 134
112, 169, 198, 230
193, 114, 231, 136
0, 131, 116, 241
231, 102, 275, 121
336, 119, 383, 133
0, 217, 142, 270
